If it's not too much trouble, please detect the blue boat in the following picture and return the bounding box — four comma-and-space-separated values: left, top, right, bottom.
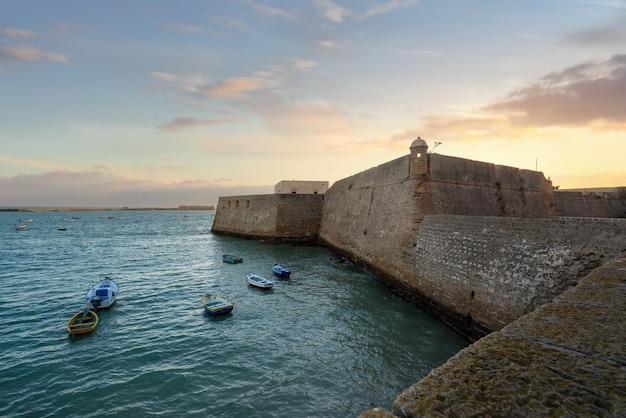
272, 263, 291, 278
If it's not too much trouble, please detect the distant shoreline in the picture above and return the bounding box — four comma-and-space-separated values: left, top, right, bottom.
1, 206, 215, 213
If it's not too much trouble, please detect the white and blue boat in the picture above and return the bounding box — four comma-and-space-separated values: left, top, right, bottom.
85, 276, 119, 309
272, 263, 291, 278
247, 273, 274, 289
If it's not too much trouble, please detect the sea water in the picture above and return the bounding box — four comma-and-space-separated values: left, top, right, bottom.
0, 210, 467, 417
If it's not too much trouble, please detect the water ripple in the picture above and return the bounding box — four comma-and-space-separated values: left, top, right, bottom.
0, 211, 467, 417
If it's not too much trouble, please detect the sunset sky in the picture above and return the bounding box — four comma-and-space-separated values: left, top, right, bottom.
1, 1, 625, 207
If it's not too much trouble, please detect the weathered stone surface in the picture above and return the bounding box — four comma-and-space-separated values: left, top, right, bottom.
361, 255, 626, 417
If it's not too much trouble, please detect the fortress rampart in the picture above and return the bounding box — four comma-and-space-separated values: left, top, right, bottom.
316, 139, 626, 338
212, 193, 324, 243
212, 139, 626, 338
212, 139, 626, 415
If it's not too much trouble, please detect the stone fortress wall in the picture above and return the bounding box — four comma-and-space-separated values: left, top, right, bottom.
212, 193, 324, 243
317, 139, 626, 338
212, 139, 626, 338
212, 139, 626, 415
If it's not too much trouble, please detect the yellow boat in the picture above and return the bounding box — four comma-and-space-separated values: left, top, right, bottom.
67, 309, 99, 335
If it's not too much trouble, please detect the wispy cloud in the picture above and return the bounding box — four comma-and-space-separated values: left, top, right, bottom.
564, 17, 626, 46
255, 100, 352, 140
184, 77, 279, 100
151, 71, 177, 82
157, 117, 238, 132
0, 170, 271, 207
157, 22, 206, 34
211, 16, 250, 31
314, 0, 352, 23
0, 28, 41, 39
0, 156, 68, 171
318, 40, 345, 49
247, 0, 297, 20
0, 45, 67, 63
358, 0, 419, 19
290, 58, 319, 70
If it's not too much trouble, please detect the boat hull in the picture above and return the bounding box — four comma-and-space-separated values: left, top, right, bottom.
223, 254, 243, 264
67, 310, 99, 335
86, 277, 119, 309
201, 294, 234, 315
272, 264, 291, 278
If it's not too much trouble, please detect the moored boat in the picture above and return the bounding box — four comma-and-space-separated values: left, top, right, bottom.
246, 272, 274, 289
15, 224, 28, 231
201, 294, 234, 315
85, 276, 119, 309
223, 254, 243, 264
67, 308, 99, 335
272, 263, 291, 278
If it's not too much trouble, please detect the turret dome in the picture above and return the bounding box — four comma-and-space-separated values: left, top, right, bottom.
410, 137, 428, 148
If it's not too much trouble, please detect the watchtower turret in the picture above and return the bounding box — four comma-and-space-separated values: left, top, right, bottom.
409, 137, 429, 179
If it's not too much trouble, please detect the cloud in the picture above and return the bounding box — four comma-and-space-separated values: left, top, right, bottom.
151, 71, 177, 82
157, 117, 238, 132
247, 0, 297, 21
211, 16, 250, 31
358, 0, 419, 19
255, 100, 352, 139
0, 28, 40, 39
314, 0, 352, 23
184, 76, 279, 100
318, 40, 344, 49
0, 156, 68, 171
290, 58, 319, 70
485, 54, 626, 128
564, 17, 626, 46
0, 45, 67, 63
399, 54, 626, 144
0, 170, 271, 207
157, 22, 206, 34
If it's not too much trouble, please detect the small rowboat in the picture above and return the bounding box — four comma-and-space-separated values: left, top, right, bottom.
67, 309, 99, 335
247, 272, 274, 289
201, 294, 234, 315
272, 263, 291, 278
223, 254, 243, 264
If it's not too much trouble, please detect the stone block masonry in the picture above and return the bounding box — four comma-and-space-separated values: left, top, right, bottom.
410, 215, 626, 336
359, 254, 626, 417
211, 193, 324, 243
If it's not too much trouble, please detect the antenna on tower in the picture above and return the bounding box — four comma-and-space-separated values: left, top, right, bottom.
430, 141, 442, 153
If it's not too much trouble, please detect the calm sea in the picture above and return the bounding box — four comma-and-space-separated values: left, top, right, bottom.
0, 210, 467, 417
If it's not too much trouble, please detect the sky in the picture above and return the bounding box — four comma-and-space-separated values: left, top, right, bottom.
1, 0, 625, 208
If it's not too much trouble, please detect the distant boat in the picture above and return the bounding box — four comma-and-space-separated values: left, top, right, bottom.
67, 308, 99, 335
18, 218, 33, 222
201, 294, 234, 315
15, 224, 28, 231
85, 276, 119, 309
246, 272, 274, 289
223, 254, 243, 264
272, 263, 291, 278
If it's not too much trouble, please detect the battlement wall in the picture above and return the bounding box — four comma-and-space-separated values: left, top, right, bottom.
554, 187, 626, 218
211, 193, 323, 243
